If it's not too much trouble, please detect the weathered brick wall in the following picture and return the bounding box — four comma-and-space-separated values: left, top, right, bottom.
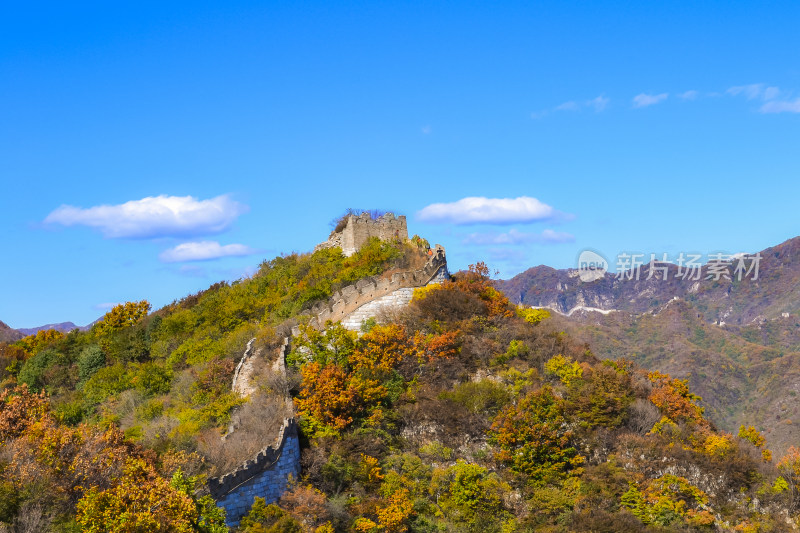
209, 418, 301, 528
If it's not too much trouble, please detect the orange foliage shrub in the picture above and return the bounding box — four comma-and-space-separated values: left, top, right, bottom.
0, 385, 49, 445
452, 262, 513, 318
647, 372, 708, 429
296, 323, 458, 435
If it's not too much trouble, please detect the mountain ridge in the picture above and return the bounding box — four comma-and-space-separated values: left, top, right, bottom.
499, 235, 800, 325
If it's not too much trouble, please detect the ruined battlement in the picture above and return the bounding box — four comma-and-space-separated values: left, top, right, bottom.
315, 212, 408, 256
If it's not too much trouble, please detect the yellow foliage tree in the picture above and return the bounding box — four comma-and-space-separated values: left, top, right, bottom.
76, 458, 198, 533
376, 488, 414, 533
544, 354, 583, 386
16, 329, 64, 355
516, 307, 551, 324
94, 301, 151, 337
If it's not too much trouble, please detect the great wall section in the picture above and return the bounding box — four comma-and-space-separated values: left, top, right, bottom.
209, 213, 449, 527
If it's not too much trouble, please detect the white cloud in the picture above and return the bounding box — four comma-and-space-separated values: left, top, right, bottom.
176, 265, 208, 277
632, 93, 669, 108
555, 101, 579, 111
763, 86, 780, 100
760, 98, 800, 114
44, 194, 248, 239
727, 83, 799, 112
727, 83, 780, 101
417, 196, 562, 225
488, 248, 527, 262
678, 90, 699, 100
588, 95, 610, 112
539, 229, 575, 242
533, 95, 608, 118
728, 84, 764, 100
421, 125, 432, 134
93, 302, 120, 311
159, 241, 258, 263
463, 228, 575, 245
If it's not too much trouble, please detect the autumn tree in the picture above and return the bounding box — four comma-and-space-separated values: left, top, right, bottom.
452, 262, 513, 318
778, 447, 800, 513
0, 385, 48, 445
490, 386, 583, 485
647, 372, 708, 429
15, 329, 65, 356
76, 458, 223, 533
94, 301, 151, 337
431, 460, 509, 525
739, 424, 772, 462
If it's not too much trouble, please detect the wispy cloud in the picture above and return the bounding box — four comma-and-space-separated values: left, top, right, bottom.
159, 241, 258, 263
176, 265, 208, 277
417, 196, 567, 225
488, 248, 527, 262
727, 83, 800, 113
760, 98, 800, 114
632, 93, 669, 108
93, 302, 119, 311
727, 83, 779, 101
44, 194, 248, 239
555, 101, 580, 111
421, 125, 432, 134
588, 95, 610, 112
532, 95, 610, 118
533, 84, 800, 117
463, 228, 574, 245
760, 98, 800, 113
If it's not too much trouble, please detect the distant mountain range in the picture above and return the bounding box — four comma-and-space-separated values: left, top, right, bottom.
500, 236, 800, 325
15, 321, 85, 336
0, 320, 88, 342
497, 235, 800, 455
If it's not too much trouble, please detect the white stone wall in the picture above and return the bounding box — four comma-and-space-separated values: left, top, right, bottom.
341, 287, 415, 330
340, 265, 449, 331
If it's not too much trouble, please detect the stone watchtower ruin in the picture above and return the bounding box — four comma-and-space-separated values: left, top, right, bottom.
315, 212, 408, 256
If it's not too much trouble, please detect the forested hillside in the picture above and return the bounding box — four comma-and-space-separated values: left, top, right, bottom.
2, 239, 800, 532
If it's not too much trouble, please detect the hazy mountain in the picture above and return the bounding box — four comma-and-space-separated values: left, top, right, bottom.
16, 321, 84, 336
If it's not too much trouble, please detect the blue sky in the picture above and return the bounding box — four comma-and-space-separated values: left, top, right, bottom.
2, 1, 799, 328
